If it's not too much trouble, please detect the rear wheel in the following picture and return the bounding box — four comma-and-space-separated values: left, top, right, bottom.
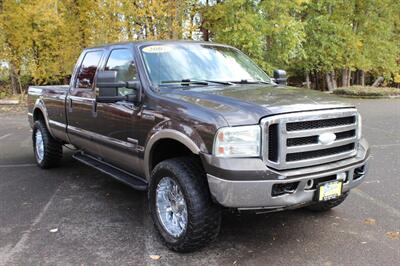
306, 192, 349, 212
148, 157, 221, 252
32, 120, 63, 169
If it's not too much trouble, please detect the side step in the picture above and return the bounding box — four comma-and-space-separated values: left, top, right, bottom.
72, 152, 148, 191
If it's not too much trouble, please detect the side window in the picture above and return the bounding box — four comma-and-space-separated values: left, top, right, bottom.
76, 51, 103, 89
105, 49, 137, 96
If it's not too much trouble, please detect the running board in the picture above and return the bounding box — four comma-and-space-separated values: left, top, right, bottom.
72, 152, 147, 191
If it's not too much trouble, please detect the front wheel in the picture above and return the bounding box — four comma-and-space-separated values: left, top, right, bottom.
32, 120, 63, 169
148, 157, 221, 252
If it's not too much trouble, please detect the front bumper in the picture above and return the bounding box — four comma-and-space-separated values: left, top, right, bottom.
202, 138, 370, 209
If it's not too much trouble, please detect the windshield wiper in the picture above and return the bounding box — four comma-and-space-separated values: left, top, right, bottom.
204, 80, 235, 85
229, 79, 271, 84
160, 79, 234, 86
161, 79, 209, 86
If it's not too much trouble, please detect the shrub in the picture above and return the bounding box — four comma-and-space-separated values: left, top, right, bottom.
333, 86, 400, 98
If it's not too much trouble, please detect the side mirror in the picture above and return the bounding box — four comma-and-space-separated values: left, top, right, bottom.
95, 70, 141, 103
273, 69, 287, 86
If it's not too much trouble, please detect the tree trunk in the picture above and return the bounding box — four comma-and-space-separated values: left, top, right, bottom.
200, 25, 209, 41
353, 71, 359, 85
305, 71, 311, 89
200, 0, 209, 41
126, 18, 132, 40
348, 70, 351, 86
360, 70, 365, 86
326, 73, 334, 91
9, 63, 19, 95
342, 68, 350, 87
314, 71, 319, 90
332, 71, 337, 89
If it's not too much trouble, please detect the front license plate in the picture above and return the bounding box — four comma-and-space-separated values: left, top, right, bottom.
318, 180, 343, 201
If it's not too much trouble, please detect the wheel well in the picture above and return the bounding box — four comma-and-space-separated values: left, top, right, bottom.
149, 139, 200, 172
33, 108, 45, 122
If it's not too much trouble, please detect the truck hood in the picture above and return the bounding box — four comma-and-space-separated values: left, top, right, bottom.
160, 85, 354, 126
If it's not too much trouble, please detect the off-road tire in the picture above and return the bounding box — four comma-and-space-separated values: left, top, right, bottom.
148, 157, 221, 252
32, 120, 63, 169
306, 192, 349, 212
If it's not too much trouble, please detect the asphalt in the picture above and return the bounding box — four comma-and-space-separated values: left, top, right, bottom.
0, 99, 399, 265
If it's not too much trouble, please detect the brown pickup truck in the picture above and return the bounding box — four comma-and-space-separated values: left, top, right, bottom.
28, 41, 369, 252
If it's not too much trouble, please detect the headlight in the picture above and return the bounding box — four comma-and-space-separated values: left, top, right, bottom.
357, 113, 362, 139
213, 125, 261, 157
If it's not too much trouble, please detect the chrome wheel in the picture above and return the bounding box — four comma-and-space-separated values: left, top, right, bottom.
156, 176, 188, 238
35, 130, 44, 162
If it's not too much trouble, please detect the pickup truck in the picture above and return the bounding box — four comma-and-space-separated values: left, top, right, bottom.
28, 40, 370, 252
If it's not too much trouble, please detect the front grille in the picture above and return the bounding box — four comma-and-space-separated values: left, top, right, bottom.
286, 143, 355, 161
287, 130, 356, 147
286, 116, 355, 131
336, 130, 356, 140
287, 136, 318, 146
262, 109, 359, 170
268, 124, 279, 161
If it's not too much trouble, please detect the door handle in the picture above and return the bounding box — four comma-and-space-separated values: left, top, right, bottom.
92, 100, 97, 117
127, 138, 138, 145
68, 98, 73, 112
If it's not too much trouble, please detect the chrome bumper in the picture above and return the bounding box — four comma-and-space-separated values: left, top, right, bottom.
206, 139, 369, 209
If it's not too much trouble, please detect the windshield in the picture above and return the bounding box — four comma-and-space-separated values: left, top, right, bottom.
140, 43, 271, 87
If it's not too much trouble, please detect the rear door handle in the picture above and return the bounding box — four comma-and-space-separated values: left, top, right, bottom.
92, 100, 97, 117
68, 98, 73, 112
127, 138, 138, 145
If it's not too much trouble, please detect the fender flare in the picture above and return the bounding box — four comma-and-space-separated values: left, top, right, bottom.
144, 129, 201, 179
32, 98, 55, 138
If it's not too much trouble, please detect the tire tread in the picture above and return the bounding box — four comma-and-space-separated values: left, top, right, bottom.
149, 157, 221, 252
33, 120, 63, 169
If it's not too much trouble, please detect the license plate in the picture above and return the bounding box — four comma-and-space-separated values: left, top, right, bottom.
318, 180, 343, 201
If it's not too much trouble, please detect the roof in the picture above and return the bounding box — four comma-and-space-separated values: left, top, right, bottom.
86, 40, 229, 50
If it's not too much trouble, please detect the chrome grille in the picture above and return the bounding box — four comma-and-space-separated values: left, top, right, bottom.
261, 109, 359, 170
286, 116, 355, 131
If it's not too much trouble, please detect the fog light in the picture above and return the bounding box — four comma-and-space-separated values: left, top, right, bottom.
354, 165, 366, 180
305, 179, 314, 190
272, 182, 299, 197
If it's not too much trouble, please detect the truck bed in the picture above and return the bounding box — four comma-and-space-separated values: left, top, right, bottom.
28, 85, 69, 142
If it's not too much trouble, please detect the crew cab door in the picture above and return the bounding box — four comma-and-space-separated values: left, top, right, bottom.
66, 49, 104, 155
94, 47, 142, 174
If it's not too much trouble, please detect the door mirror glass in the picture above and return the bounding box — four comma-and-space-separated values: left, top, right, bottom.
96, 70, 120, 96
96, 70, 140, 103
273, 69, 287, 86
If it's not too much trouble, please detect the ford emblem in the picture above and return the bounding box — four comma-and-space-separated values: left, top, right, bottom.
318, 132, 336, 145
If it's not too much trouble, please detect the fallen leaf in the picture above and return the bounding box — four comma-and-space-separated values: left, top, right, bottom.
233, 261, 237, 265
364, 218, 376, 225
385, 231, 400, 240
49, 228, 58, 233
149, 255, 161, 260
361, 242, 367, 244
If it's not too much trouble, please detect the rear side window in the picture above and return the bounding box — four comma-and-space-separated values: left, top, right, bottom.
76, 51, 103, 89
105, 49, 137, 82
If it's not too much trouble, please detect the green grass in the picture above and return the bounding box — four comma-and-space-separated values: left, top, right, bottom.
333, 86, 400, 98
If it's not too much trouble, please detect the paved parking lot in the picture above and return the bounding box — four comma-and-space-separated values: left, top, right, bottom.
0, 99, 399, 265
